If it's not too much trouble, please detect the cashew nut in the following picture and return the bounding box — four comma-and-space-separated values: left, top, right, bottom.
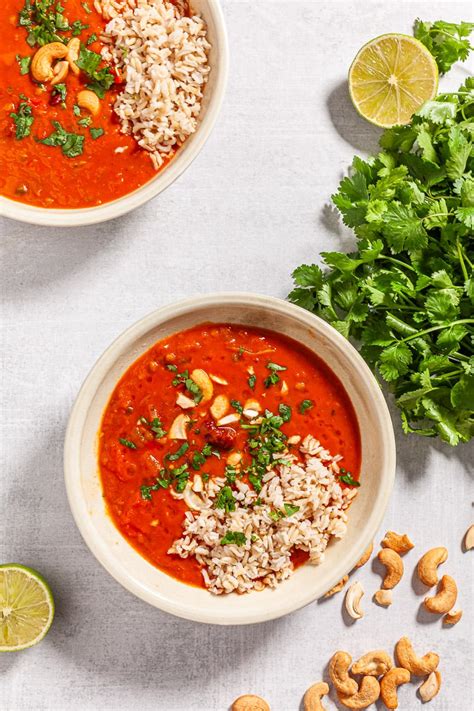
176, 392, 196, 409
303, 681, 329, 711
395, 637, 439, 676
373, 589, 393, 607
380, 668, 410, 710
66, 37, 80, 74
381, 531, 414, 555
323, 575, 348, 598
338, 676, 380, 709
217, 413, 240, 426
354, 542, 373, 569
463, 524, 474, 551
231, 695, 270, 711
31, 42, 69, 82
51, 60, 69, 85
418, 671, 441, 702
424, 574, 457, 614
328, 651, 358, 697
344, 581, 364, 619
210, 394, 230, 420
190, 368, 213, 403
417, 547, 448, 587
168, 413, 190, 439
377, 548, 404, 589
352, 650, 393, 677
77, 89, 101, 116
444, 608, 462, 625
209, 374, 228, 385
244, 398, 261, 412
227, 451, 242, 467
280, 380, 289, 396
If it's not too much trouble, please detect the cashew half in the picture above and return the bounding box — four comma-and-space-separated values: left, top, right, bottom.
323, 575, 348, 598
381, 531, 414, 555
31, 42, 68, 82
352, 650, 393, 676
395, 637, 439, 676
190, 368, 213, 403
168, 413, 190, 439
328, 651, 358, 697
463, 524, 474, 551
176, 392, 196, 409
378, 548, 404, 589
338, 676, 380, 709
77, 90, 101, 116
51, 60, 69, 85
345, 581, 364, 619
373, 589, 393, 607
419, 671, 441, 702
380, 668, 410, 710
424, 574, 457, 614
303, 681, 329, 711
444, 608, 462, 625
417, 547, 448, 587
210, 394, 230, 420
354, 542, 373, 569
66, 37, 80, 74
232, 695, 270, 711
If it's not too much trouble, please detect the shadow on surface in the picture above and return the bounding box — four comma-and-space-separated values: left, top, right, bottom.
326, 80, 382, 154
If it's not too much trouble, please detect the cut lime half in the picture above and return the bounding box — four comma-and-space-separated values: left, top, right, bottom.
349, 33, 439, 128
0, 564, 54, 652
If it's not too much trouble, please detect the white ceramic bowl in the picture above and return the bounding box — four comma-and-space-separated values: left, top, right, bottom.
0, 0, 228, 227
64, 293, 396, 624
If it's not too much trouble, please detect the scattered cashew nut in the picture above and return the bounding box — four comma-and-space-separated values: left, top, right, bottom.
419, 671, 441, 702
354, 542, 373, 569
168, 413, 190, 439
51, 60, 69, 85
417, 547, 448, 587
373, 589, 392, 607
231, 695, 270, 711
66, 37, 80, 74
352, 650, 393, 676
424, 574, 457, 614
303, 681, 329, 711
227, 451, 242, 467
380, 667, 410, 710
190, 368, 213, 403
209, 374, 228, 385
377, 548, 404, 589
328, 651, 358, 697
381, 531, 414, 555
77, 89, 101, 116
31, 42, 68, 82
463, 524, 474, 551
443, 608, 462, 625
323, 575, 348, 598
338, 676, 380, 709
176, 392, 196, 409
210, 394, 230, 420
395, 637, 439, 676
344, 581, 364, 620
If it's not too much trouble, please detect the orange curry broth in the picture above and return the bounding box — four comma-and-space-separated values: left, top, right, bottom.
99, 324, 361, 589
0, 0, 157, 208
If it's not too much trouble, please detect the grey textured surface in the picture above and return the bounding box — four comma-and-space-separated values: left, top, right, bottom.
1, 1, 473, 710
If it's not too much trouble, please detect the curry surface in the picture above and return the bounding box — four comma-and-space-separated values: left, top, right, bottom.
99, 324, 361, 588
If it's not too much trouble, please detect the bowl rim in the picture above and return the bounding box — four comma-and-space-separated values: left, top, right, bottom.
0, 0, 229, 227
64, 293, 396, 624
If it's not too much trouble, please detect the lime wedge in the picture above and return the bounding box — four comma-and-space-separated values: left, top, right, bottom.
0, 564, 54, 652
349, 33, 438, 127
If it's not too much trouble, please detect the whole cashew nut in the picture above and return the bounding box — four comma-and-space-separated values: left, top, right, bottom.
324, 575, 348, 598
377, 548, 404, 589
345, 581, 364, 619
381, 531, 414, 555
418, 671, 442, 702
373, 589, 393, 607
67, 37, 81, 74
417, 547, 448, 587
77, 90, 101, 116
354, 542, 373, 569
380, 668, 410, 710
352, 650, 393, 677
303, 681, 329, 711
328, 651, 358, 697
444, 608, 462, 625
424, 575, 457, 614
232, 695, 270, 711
395, 637, 439, 676
190, 368, 214, 403
463, 524, 474, 551
338, 676, 380, 709
31, 42, 69, 82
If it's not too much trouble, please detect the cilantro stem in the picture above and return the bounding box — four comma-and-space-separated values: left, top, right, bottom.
380, 255, 417, 273
400, 319, 474, 344
456, 238, 468, 281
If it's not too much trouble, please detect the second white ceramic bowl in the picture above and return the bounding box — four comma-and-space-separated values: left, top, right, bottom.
64, 294, 396, 624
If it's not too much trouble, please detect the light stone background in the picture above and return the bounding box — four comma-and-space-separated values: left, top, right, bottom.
1, 1, 473, 709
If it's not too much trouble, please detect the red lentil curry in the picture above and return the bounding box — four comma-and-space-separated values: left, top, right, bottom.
98, 324, 361, 588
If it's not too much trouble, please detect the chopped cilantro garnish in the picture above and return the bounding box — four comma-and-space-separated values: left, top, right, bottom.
215, 485, 236, 513
86, 33, 97, 46
299, 399, 314, 414
269, 503, 300, 521
52, 83, 67, 102
166, 442, 189, 461
283, 503, 300, 516
19, 0, 70, 47
73, 104, 81, 116
191, 443, 219, 470
10, 101, 34, 140
338, 468, 360, 487
77, 46, 114, 98
90, 127, 104, 139
71, 19, 88, 36
118, 437, 137, 450
16, 55, 31, 75
263, 362, 287, 388
166, 363, 178, 372
38, 121, 84, 158
220, 531, 246, 546
172, 463, 190, 492
81, 1, 92, 13
231, 399, 243, 414
248, 374, 256, 390
171, 369, 203, 403
278, 403, 292, 422
78, 116, 92, 127
224, 465, 240, 484
243, 409, 287, 494
139, 416, 167, 439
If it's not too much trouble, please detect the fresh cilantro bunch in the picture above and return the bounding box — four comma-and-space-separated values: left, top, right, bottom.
414, 19, 474, 74
289, 79, 474, 446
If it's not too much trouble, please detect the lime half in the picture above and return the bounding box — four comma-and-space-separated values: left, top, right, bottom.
349, 33, 438, 127
0, 564, 54, 652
